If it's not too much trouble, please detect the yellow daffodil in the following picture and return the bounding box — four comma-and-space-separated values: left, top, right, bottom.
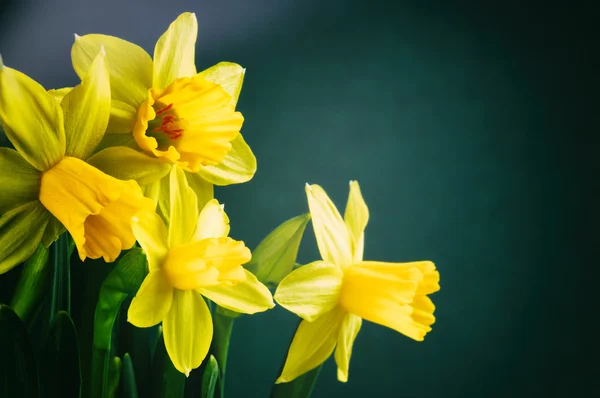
274, 182, 440, 383
70, 12, 256, 215
128, 166, 273, 375
0, 51, 153, 273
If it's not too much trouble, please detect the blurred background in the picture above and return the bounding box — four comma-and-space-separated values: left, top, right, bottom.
0, 0, 596, 397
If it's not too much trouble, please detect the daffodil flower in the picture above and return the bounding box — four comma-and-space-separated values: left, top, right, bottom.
71, 12, 256, 214
128, 166, 273, 376
274, 182, 440, 383
0, 51, 154, 273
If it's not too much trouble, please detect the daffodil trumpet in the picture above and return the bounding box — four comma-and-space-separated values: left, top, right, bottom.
274, 182, 440, 383
0, 51, 153, 273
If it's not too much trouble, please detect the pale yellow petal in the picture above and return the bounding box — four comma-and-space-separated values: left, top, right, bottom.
128, 270, 173, 327
163, 289, 213, 376
334, 312, 362, 382
274, 261, 343, 322
87, 146, 171, 185
132, 211, 169, 272
0, 147, 40, 214
47, 87, 72, 102
0, 62, 65, 171
62, 50, 111, 159
153, 12, 198, 89
305, 184, 352, 267
344, 181, 369, 263
41, 215, 65, 248
185, 170, 214, 213
195, 133, 256, 185
276, 307, 345, 384
72, 34, 152, 106
107, 99, 137, 134
192, 199, 230, 241
0, 201, 50, 274
199, 270, 274, 314
198, 62, 245, 106
168, 166, 198, 247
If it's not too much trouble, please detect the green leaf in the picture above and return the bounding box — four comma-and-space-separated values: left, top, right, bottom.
152, 327, 185, 398
10, 244, 50, 323
90, 248, 147, 398
209, 309, 235, 398
121, 353, 139, 398
50, 233, 71, 323
270, 365, 322, 398
108, 356, 122, 398
245, 213, 311, 289
39, 310, 82, 398
200, 355, 219, 398
0, 304, 39, 397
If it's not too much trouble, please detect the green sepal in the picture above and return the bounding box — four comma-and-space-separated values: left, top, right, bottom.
121, 353, 139, 398
10, 244, 50, 323
245, 213, 311, 289
0, 304, 39, 397
200, 355, 219, 398
39, 310, 82, 398
90, 247, 147, 398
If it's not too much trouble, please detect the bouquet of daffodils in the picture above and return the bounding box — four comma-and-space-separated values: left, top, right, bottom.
0, 12, 440, 398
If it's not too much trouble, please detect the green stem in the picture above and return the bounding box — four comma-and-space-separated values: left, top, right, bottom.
50, 233, 71, 323
210, 308, 235, 398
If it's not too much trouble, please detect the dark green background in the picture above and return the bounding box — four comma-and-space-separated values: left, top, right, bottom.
0, 0, 596, 397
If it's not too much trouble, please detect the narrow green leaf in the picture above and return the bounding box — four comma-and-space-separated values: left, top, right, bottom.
90, 248, 147, 398
270, 366, 322, 398
245, 213, 311, 289
108, 356, 122, 398
209, 309, 235, 398
10, 244, 50, 323
122, 353, 139, 398
50, 233, 71, 322
152, 327, 185, 398
0, 304, 39, 397
39, 310, 82, 398
200, 355, 219, 398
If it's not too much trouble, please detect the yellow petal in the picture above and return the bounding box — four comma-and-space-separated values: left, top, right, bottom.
87, 146, 171, 186
305, 184, 352, 267
163, 289, 212, 376
168, 166, 198, 247
0, 201, 50, 274
276, 307, 345, 384
274, 261, 343, 322
359, 261, 440, 295
192, 199, 230, 241
163, 237, 251, 290
344, 181, 369, 263
0, 62, 65, 171
62, 50, 111, 159
132, 211, 169, 272
47, 87, 72, 102
0, 147, 40, 214
199, 269, 274, 314
39, 157, 154, 262
153, 12, 198, 89
185, 170, 214, 213
198, 62, 245, 107
334, 312, 362, 382
128, 270, 173, 327
41, 215, 65, 248
195, 133, 256, 185
107, 99, 138, 134
340, 261, 436, 341
72, 34, 152, 106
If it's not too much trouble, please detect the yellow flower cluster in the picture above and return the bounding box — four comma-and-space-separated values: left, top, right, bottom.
0, 12, 439, 382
